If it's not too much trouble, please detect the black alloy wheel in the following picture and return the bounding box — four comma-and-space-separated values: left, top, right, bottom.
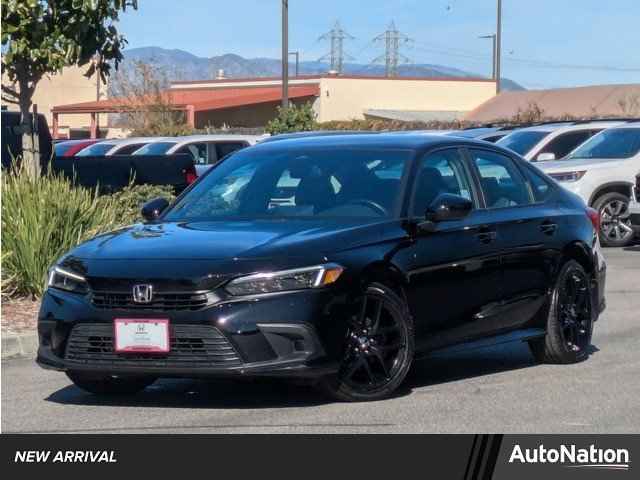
595, 192, 634, 247
529, 260, 593, 364
557, 265, 592, 354
318, 282, 414, 402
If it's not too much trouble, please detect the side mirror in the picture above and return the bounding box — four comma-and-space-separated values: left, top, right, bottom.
536, 152, 556, 162
420, 193, 473, 232
141, 197, 169, 222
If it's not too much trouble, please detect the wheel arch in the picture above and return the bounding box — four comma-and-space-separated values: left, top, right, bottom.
359, 260, 409, 302
561, 241, 595, 276
588, 181, 633, 206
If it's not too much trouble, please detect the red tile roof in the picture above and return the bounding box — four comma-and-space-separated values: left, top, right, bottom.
52, 85, 320, 114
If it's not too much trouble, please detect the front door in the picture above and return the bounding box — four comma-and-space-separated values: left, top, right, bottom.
401, 148, 505, 352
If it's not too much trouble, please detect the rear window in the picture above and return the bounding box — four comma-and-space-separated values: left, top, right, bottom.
497, 131, 550, 155
133, 142, 177, 155
75, 143, 116, 156
568, 128, 640, 159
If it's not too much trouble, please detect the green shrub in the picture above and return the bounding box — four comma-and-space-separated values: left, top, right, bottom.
1, 166, 176, 299
266, 102, 317, 134
108, 183, 176, 226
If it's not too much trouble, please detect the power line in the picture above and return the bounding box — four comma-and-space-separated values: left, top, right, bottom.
372, 21, 413, 77
318, 21, 354, 73
410, 40, 640, 73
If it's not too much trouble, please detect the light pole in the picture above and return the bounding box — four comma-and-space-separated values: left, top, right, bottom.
281, 0, 289, 108
479, 34, 497, 80
496, 0, 502, 93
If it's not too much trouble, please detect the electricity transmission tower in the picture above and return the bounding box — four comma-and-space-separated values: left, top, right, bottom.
318, 21, 354, 74
372, 21, 412, 77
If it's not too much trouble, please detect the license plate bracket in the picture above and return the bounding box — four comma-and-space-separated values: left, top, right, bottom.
114, 319, 170, 353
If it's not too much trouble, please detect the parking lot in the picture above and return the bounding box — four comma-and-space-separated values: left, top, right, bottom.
2, 245, 638, 434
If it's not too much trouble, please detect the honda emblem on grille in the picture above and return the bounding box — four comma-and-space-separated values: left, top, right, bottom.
132, 284, 153, 303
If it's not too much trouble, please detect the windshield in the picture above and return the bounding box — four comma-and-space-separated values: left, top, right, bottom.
567, 128, 640, 159
133, 142, 177, 155
164, 147, 412, 221
75, 142, 116, 156
497, 131, 550, 155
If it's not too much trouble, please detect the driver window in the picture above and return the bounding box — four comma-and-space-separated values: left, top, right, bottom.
411, 149, 473, 217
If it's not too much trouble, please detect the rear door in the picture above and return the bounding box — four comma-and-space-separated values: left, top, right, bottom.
466, 147, 563, 330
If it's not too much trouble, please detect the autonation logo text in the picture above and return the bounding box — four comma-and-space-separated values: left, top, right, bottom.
509, 444, 630, 471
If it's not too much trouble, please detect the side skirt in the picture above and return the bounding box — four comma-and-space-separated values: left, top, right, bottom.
417, 328, 545, 359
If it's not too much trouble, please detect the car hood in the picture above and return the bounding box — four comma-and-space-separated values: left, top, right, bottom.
538, 157, 630, 174
68, 219, 404, 262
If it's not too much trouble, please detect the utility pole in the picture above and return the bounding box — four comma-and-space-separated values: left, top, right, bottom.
289, 51, 299, 77
319, 21, 354, 74
479, 34, 497, 80
372, 21, 412, 77
281, 0, 289, 108
496, 0, 502, 93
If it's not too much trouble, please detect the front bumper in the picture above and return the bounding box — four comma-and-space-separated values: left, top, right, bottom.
37, 287, 348, 379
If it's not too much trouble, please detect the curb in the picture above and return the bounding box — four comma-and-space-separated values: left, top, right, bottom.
1, 332, 38, 360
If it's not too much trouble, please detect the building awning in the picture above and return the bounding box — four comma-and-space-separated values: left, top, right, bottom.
364, 109, 467, 122
52, 85, 320, 114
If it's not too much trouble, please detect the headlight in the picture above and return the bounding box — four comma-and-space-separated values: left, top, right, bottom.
225, 264, 344, 296
548, 171, 586, 183
47, 266, 89, 294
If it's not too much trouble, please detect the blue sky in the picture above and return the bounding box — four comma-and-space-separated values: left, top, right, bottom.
117, 0, 640, 89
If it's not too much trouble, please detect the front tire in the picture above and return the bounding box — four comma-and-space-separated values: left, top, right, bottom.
594, 192, 634, 247
67, 371, 156, 395
318, 282, 414, 402
529, 260, 593, 364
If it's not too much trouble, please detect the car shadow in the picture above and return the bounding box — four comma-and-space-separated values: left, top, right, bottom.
44, 341, 584, 409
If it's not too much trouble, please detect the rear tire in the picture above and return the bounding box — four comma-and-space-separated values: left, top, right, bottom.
529, 260, 593, 364
593, 192, 634, 247
67, 371, 156, 395
318, 282, 414, 402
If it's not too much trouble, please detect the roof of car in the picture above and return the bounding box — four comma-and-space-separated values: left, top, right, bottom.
512, 120, 627, 134
252, 132, 491, 151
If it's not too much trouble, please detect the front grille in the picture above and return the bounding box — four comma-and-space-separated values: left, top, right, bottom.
65, 324, 242, 368
91, 291, 211, 311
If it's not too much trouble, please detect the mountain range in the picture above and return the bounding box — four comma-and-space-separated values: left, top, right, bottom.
122, 46, 525, 91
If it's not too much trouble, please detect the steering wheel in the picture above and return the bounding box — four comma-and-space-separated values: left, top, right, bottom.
343, 199, 388, 217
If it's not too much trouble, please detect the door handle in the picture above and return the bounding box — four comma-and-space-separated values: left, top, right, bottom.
540, 221, 558, 235
475, 228, 497, 244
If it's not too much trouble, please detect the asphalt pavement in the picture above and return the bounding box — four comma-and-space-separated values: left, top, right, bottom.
2, 245, 639, 433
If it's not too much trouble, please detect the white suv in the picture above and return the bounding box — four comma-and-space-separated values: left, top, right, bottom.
497, 121, 626, 162
538, 123, 640, 247
630, 171, 640, 237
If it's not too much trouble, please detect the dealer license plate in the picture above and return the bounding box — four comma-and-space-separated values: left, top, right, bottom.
114, 319, 169, 353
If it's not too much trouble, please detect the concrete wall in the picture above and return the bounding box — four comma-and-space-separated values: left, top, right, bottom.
2, 66, 105, 135
315, 77, 497, 122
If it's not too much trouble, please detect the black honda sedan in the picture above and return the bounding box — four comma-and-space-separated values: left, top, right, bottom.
37, 134, 606, 401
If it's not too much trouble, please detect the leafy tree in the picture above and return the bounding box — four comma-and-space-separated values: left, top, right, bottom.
266, 102, 317, 135
1, 0, 138, 176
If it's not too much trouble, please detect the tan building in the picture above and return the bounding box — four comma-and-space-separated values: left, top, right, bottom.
51, 74, 497, 136
2, 65, 106, 138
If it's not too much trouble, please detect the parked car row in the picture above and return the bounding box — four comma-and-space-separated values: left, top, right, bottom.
55, 134, 268, 175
